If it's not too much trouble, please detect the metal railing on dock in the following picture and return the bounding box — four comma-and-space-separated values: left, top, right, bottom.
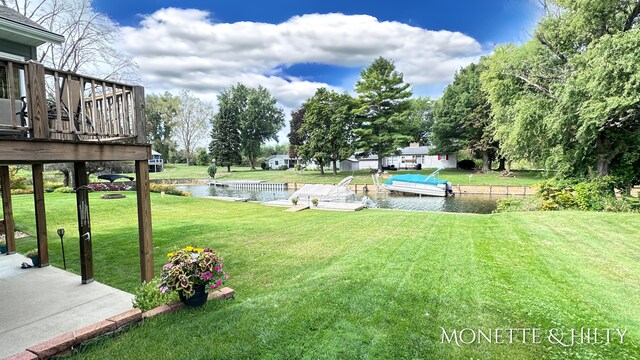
211, 181, 288, 191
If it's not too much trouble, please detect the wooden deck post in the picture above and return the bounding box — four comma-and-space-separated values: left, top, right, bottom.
26, 61, 49, 139
135, 160, 153, 282
0, 166, 16, 254
31, 164, 48, 267
74, 162, 94, 284
133, 86, 146, 144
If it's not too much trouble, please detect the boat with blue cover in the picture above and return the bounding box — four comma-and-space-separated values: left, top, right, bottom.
382, 169, 453, 197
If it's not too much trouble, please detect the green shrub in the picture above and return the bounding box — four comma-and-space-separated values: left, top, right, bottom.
573, 177, 616, 211
537, 179, 577, 210
44, 182, 64, 192
132, 277, 178, 312
9, 167, 30, 190
149, 184, 191, 197
260, 162, 267, 170
495, 196, 543, 212
277, 165, 288, 171
11, 189, 33, 195
24, 248, 38, 258
207, 163, 217, 179
54, 186, 75, 193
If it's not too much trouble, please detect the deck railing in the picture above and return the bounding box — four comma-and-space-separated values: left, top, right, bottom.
0, 58, 146, 143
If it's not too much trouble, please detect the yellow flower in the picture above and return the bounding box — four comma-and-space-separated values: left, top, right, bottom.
167, 252, 174, 257
185, 246, 194, 252
195, 248, 204, 253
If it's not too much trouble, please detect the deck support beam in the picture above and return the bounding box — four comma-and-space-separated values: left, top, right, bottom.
0, 166, 16, 254
31, 163, 48, 267
135, 160, 153, 282
74, 162, 94, 284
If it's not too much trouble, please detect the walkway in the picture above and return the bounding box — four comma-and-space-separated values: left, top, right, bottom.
0, 254, 133, 358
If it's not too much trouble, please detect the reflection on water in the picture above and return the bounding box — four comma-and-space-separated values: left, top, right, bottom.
175, 185, 508, 214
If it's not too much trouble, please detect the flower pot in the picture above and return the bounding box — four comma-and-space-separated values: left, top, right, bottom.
179, 284, 207, 307
0, 245, 7, 254
30, 256, 40, 267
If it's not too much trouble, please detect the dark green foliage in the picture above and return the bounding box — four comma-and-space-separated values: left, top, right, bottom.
241, 86, 285, 169
457, 160, 476, 170
297, 88, 357, 175
145, 92, 180, 162
432, 62, 495, 172
288, 107, 305, 159
353, 57, 413, 170
194, 147, 212, 166
207, 164, 217, 179
210, 84, 245, 172
260, 162, 267, 170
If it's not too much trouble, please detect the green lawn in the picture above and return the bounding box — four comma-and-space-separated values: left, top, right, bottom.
9, 193, 639, 359
14, 164, 548, 186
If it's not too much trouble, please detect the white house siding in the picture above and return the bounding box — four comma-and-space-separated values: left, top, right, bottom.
267, 155, 289, 169
339, 160, 359, 172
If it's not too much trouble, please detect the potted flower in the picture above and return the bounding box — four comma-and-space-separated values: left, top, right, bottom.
159, 246, 229, 307
25, 248, 39, 266
0, 238, 7, 254
311, 197, 319, 207
291, 197, 298, 205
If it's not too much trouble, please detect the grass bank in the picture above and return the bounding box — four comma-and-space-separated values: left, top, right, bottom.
9, 193, 639, 359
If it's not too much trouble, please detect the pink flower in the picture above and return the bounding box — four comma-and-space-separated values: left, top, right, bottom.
163, 263, 173, 269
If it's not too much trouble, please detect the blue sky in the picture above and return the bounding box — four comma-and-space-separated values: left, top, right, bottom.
93, 0, 541, 141
97, 1, 540, 98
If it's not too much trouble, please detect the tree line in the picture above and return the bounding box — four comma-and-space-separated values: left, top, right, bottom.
429, 0, 640, 192
288, 57, 431, 175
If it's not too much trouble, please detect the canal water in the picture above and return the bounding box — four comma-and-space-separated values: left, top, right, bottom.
175, 185, 510, 214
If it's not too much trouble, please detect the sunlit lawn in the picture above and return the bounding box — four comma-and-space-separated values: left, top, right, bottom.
9, 193, 639, 359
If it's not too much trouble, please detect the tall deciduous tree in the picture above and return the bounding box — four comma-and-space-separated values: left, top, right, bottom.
241, 86, 285, 169
353, 57, 413, 171
406, 97, 434, 146
297, 88, 356, 175
174, 90, 213, 166
432, 62, 496, 172
288, 107, 305, 160
482, 0, 640, 182
209, 85, 245, 172
145, 92, 179, 162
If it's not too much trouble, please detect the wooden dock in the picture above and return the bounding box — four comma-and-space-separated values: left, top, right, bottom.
263, 200, 365, 212
206, 196, 251, 202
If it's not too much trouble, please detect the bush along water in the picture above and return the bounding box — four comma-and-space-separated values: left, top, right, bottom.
496, 177, 639, 213
149, 184, 191, 197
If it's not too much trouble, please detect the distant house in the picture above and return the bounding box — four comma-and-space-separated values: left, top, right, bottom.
149, 150, 163, 172
266, 155, 298, 169
386, 143, 457, 169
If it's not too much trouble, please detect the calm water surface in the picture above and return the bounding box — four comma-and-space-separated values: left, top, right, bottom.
176, 185, 509, 214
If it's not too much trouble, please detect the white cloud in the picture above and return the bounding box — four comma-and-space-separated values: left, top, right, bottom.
121, 9, 483, 104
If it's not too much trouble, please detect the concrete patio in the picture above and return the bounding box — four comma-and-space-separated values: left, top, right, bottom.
0, 253, 134, 358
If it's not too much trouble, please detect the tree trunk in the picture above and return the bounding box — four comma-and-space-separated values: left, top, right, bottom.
319, 163, 325, 175
506, 161, 512, 172
227, 165, 231, 172
496, 157, 506, 171
377, 157, 383, 171
332, 160, 338, 175
481, 151, 490, 173
597, 158, 610, 176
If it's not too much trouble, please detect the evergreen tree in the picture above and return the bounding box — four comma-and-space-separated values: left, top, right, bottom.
352, 57, 413, 170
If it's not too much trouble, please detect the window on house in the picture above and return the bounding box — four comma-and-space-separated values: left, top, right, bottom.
275, 161, 279, 165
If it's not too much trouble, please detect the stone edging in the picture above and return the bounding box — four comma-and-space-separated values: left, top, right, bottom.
4, 287, 235, 360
